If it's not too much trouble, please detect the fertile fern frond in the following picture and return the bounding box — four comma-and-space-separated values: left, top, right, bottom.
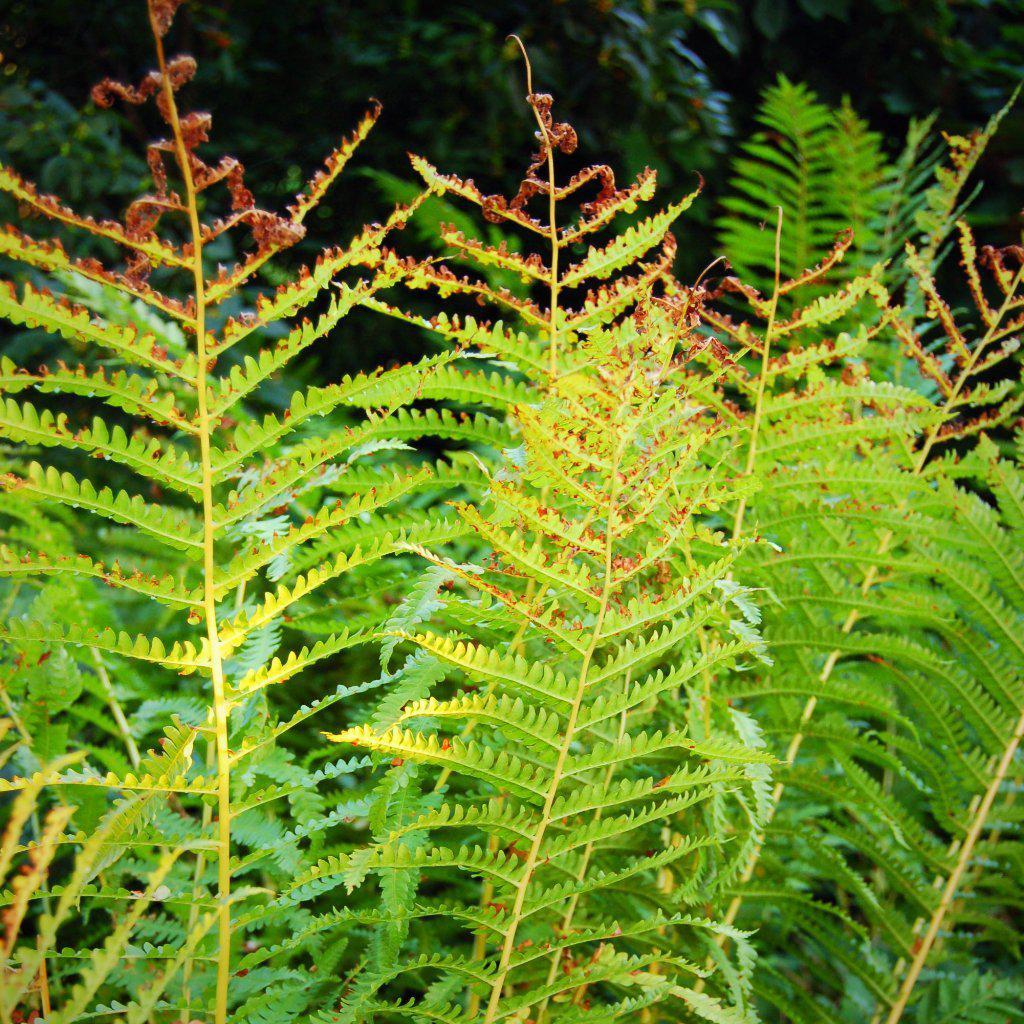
375, 38, 697, 434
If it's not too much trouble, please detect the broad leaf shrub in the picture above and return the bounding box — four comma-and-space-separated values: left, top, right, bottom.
0, 4, 1021, 1024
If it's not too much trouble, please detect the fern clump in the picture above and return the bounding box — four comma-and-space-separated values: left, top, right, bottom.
0, 6, 1022, 1024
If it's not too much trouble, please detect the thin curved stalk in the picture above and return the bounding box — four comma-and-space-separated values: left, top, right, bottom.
465, 42, 561, 1018
882, 706, 1024, 1024
509, 35, 560, 379
730, 207, 783, 547
89, 648, 140, 770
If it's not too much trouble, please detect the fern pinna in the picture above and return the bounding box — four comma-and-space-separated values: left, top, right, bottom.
0, 1, 453, 1019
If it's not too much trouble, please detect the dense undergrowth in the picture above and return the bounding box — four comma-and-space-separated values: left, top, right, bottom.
0, 3, 1021, 1023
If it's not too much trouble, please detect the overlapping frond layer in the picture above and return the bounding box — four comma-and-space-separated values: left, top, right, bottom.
320, 296, 772, 1023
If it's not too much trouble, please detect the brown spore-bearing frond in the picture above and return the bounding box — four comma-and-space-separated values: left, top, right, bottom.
0, 163, 186, 269
937, 401, 1023, 442
288, 102, 383, 226
707, 273, 767, 313
551, 163, 617, 207
709, 228, 854, 315
980, 240, 1024, 301
390, 255, 547, 323
654, 289, 737, 371
893, 220, 1024, 443
479, 91, 578, 226
889, 315, 954, 396
0, 224, 194, 321
778, 228, 854, 296
439, 225, 550, 282
951, 221, 1024, 340
131, 114, 303, 259
559, 167, 658, 244
90, 25, 309, 283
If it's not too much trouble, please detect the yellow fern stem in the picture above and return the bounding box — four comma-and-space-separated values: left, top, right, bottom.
535, 706, 629, 1024
883, 704, 1024, 1024
510, 36, 560, 379
482, 439, 626, 1024
470, 46, 562, 1017
151, 9, 232, 1022
730, 207, 782, 547
693, 209, 782, 985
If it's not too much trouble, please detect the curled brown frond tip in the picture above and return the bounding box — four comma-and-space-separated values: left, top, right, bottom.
149, 0, 187, 37
528, 93, 578, 158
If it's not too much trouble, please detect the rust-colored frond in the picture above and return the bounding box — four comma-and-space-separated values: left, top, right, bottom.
411, 154, 547, 235
479, 90, 577, 225
567, 234, 677, 329
559, 166, 659, 244
389, 256, 547, 326
979, 238, 1024, 309
0, 224, 194, 323
889, 315, 954, 396
710, 228, 856, 319
915, 86, 1019, 264
412, 104, 659, 248
210, 192, 428, 341
392, 45, 698, 396
892, 219, 1024, 437
149, 0, 186, 36
95, 81, 305, 282
778, 228, 855, 296
288, 102, 382, 225
0, 280, 198, 380
653, 291, 736, 370
91, 54, 197, 116
0, 163, 187, 270
439, 225, 550, 283
82, 0, 397, 292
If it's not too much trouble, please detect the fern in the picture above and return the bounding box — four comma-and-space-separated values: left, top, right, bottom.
324, 295, 771, 1023
0, 2, 454, 1020
697, 144, 1024, 1022
718, 77, 889, 292
718, 76, 1017, 301
1, 8, 1022, 1024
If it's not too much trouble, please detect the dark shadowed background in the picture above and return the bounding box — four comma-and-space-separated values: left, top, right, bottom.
2, 0, 1022, 372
